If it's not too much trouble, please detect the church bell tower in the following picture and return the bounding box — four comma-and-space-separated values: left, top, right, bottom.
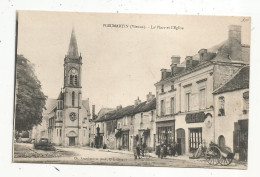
63, 28, 83, 146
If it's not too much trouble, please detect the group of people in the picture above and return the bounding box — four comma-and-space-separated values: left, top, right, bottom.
156, 142, 181, 158
134, 143, 147, 159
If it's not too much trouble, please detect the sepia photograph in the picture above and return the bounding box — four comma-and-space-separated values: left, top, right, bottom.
13, 11, 250, 169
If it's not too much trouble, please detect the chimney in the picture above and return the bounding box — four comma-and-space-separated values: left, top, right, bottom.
134, 97, 141, 106
198, 49, 207, 61
116, 105, 122, 110
146, 92, 155, 102
185, 56, 193, 69
92, 105, 95, 120
171, 55, 181, 75
185, 56, 199, 69
171, 55, 181, 65
228, 25, 242, 61
161, 68, 167, 80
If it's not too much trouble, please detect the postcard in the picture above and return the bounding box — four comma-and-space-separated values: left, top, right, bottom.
13, 11, 250, 169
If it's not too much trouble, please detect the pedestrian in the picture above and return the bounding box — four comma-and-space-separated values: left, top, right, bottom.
136, 144, 141, 159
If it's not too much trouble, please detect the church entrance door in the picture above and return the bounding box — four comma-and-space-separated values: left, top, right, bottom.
69, 137, 75, 146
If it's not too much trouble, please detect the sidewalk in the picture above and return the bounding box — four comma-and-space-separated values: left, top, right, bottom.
83, 146, 191, 161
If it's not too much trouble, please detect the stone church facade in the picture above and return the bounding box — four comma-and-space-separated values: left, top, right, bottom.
47, 29, 91, 146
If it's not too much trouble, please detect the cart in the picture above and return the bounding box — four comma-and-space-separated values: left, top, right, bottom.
205, 141, 235, 166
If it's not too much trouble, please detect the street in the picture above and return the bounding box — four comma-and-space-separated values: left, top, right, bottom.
13, 143, 247, 169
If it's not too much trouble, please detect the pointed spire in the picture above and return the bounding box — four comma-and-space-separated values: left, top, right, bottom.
57, 89, 64, 100
67, 28, 79, 58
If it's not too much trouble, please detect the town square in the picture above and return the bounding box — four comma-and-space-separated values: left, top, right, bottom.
13, 11, 250, 169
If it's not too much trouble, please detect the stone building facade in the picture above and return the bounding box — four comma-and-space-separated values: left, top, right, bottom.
213, 66, 249, 161
91, 93, 156, 151
46, 29, 91, 146
154, 25, 250, 156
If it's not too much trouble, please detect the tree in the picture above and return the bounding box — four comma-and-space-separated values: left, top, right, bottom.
15, 55, 47, 131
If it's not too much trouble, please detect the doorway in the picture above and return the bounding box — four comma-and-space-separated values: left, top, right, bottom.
177, 128, 185, 155
69, 137, 75, 146
218, 135, 226, 148
122, 133, 129, 150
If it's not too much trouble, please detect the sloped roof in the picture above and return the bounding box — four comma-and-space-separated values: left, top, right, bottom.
132, 98, 156, 115
67, 28, 79, 58
43, 98, 57, 114
110, 105, 135, 120
95, 98, 156, 122
213, 66, 249, 94
57, 91, 64, 100
94, 108, 115, 122
158, 39, 250, 85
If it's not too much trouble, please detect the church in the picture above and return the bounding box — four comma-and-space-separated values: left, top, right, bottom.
46, 29, 91, 146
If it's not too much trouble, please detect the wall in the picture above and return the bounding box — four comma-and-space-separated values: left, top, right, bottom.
214, 88, 249, 152
213, 64, 241, 90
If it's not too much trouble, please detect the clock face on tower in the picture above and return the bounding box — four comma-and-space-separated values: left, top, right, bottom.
70, 112, 77, 121
71, 68, 76, 74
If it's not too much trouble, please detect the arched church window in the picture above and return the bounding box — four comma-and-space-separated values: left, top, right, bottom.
74, 75, 78, 85
69, 68, 78, 86
72, 91, 75, 107
70, 75, 73, 85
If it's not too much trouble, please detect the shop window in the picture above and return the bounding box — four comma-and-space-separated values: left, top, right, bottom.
189, 128, 202, 152
218, 96, 225, 116
186, 92, 191, 112
158, 126, 174, 145
199, 88, 206, 109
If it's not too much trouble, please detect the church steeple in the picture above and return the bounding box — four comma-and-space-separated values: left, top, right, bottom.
67, 28, 79, 58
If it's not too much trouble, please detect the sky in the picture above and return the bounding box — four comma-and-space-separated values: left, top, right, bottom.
17, 11, 251, 112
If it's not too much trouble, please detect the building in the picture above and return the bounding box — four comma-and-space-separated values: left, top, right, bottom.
154, 25, 249, 156
89, 107, 114, 148
92, 92, 156, 151
46, 29, 91, 146
213, 66, 249, 161
31, 98, 57, 141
